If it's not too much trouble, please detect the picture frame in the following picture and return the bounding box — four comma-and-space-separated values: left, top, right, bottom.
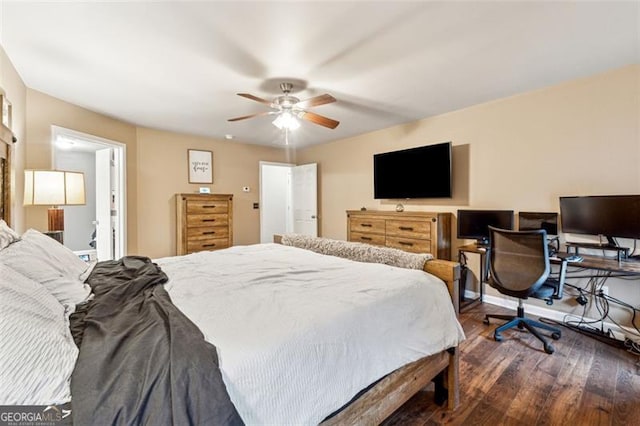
188, 149, 213, 184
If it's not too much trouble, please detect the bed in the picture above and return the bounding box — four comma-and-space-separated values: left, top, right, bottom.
0, 223, 463, 425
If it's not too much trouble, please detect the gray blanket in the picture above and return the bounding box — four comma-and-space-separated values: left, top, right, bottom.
70, 256, 243, 426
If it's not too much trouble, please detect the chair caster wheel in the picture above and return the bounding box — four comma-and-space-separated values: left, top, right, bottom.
544, 344, 555, 354
494, 334, 502, 342
483, 318, 490, 325
551, 332, 561, 340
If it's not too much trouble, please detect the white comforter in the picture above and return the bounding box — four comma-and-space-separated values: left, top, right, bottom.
157, 243, 465, 425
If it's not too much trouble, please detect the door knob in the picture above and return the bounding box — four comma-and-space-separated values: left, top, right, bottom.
311, 215, 317, 219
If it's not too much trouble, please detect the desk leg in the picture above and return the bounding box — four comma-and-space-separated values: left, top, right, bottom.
553, 260, 568, 300
458, 249, 486, 312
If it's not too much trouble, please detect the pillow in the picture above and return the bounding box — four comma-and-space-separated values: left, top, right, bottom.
0, 264, 79, 404
0, 220, 20, 251
22, 229, 89, 279
0, 233, 91, 308
280, 234, 433, 270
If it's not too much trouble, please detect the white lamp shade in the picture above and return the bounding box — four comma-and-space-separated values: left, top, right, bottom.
24, 170, 86, 206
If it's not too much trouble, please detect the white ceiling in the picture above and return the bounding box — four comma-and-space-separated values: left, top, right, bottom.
1, 1, 638, 148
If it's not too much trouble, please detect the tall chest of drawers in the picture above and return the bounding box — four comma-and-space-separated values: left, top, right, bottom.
176, 194, 233, 255
346, 210, 452, 260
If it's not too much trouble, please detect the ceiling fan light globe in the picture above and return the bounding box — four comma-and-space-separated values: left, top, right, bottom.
272, 112, 300, 130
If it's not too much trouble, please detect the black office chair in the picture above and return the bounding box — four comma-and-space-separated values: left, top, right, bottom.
483, 227, 563, 354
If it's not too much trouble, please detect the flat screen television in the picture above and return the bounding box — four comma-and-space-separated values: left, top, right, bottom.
457, 209, 514, 245
559, 195, 640, 244
518, 212, 559, 235
373, 142, 452, 199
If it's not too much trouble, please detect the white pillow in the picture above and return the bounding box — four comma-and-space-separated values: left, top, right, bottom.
0, 264, 79, 404
0, 220, 20, 251
0, 235, 91, 308
22, 229, 89, 279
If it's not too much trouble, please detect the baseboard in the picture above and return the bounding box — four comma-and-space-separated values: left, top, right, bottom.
482, 294, 639, 343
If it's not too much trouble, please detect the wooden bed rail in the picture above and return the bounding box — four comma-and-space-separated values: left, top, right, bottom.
425, 259, 461, 315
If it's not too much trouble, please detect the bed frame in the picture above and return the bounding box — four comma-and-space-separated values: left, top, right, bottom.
273, 235, 461, 424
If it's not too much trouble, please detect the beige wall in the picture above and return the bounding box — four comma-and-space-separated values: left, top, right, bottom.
24, 90, 140, 252
0, 46, 26, 231
135, 127, 286, 258
11, 85, 288, 259
297, 64, 640, 327
298, 65, 640, 240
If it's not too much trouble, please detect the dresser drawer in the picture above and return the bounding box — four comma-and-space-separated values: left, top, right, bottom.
386, 220, 431, 240
386, 236, 431, 254
187, 200, 229, 214
187, 237, 230, 253
350, 231, 386, 246
186, 226, 229, 241
349, 218, 385, 235
186, 214, 229, 228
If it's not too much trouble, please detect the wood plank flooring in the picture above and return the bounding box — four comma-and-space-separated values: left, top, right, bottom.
383, 304, 640, 426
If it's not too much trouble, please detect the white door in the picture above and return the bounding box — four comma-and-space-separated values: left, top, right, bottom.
291, 163, 318, 237
95, 148, 113, 261
259, 162, 294, 243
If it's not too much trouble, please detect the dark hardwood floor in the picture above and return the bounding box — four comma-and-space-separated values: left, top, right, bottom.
383, 304, 640, 425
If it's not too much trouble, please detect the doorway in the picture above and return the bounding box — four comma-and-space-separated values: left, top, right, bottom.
259, 162, 318, 243
52, 126, 126, 261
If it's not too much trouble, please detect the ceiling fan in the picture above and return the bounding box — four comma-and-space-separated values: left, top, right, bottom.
228, 83, 340, 130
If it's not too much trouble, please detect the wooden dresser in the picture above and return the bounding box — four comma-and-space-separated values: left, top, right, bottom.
346, 210, 452, 260
176, 194, 233, 255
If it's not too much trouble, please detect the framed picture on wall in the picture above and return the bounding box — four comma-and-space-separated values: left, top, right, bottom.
188, 149, 213, 183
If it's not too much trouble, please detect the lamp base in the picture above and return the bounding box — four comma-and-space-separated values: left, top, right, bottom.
43, 230, 64, 245
48, 207, 64, 232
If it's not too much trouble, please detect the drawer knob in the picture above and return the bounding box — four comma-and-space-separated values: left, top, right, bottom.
399, 226, 414, 231
203, 243, 216, 248
203, 231, 216, 235
203, 219, 216, 222
203, 205, 217, 208
399, 241, 414, 246
361, 223, 372, 227
360, 236, 372, 241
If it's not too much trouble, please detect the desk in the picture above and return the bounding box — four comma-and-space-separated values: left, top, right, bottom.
457, 244, 573, 312
457, 244, 640, 312
458, 244, 488, 311
552, 253, 640, 275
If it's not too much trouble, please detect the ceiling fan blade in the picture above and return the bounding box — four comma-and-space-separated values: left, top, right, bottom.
237, 93, 274, 107
300, 111, 340, 129
295, 93, 336, 109
227, 111, 274, 122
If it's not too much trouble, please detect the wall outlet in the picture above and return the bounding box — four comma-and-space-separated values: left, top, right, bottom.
601, 286, 609, 296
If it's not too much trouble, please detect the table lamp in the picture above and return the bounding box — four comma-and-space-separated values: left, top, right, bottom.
24, 170, 86, 234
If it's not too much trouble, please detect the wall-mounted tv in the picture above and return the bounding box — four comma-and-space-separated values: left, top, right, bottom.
457, 209, 515, 245
559, 195, 640, 244
373, 142, 452, 199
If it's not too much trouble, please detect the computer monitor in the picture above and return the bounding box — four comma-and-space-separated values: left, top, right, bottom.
559, 195, 640, 245
457, 209, 514, 245
518, 212, 558, 235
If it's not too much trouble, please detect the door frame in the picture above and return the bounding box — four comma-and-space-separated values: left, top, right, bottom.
51, 125, 127, 257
